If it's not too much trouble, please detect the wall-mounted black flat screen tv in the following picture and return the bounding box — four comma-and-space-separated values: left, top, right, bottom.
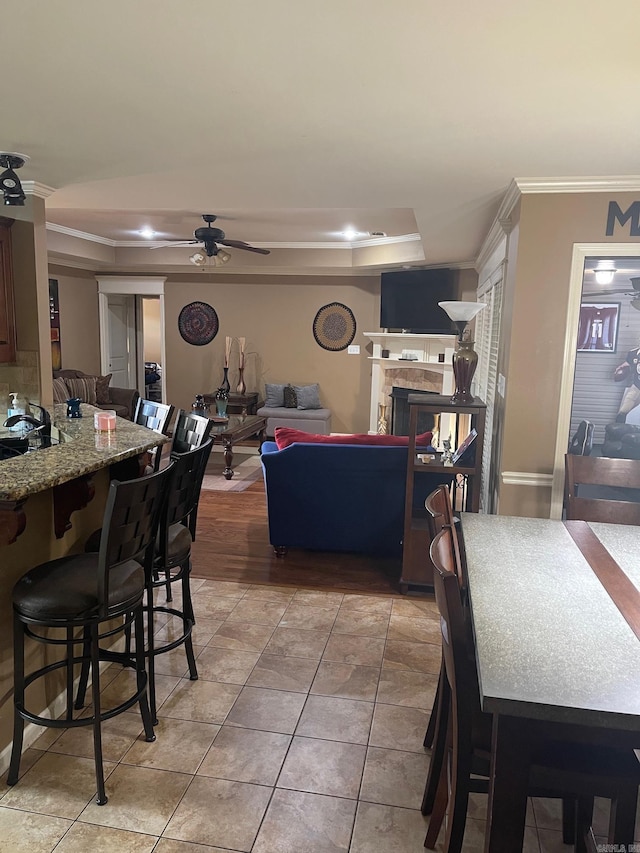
380, 268, 456, 333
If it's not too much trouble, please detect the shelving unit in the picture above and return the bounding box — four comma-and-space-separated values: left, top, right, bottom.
400, 393, 486, 592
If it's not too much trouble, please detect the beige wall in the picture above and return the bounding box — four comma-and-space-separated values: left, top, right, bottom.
49, 266, 101, 374
164, 274, 380, 433
498, 191, 640, 516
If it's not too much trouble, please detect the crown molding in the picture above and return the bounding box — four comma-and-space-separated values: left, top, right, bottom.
115, 232, 422, 251
514, 176, 640, 194
23, 181, 56, 199
46, 222, 116, 246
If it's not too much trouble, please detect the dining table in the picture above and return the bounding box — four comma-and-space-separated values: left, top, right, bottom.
459, 513, 640, 852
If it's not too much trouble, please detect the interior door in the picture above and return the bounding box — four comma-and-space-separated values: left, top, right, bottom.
106, 295, 136, 387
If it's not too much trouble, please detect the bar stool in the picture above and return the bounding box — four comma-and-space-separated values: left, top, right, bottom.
7, 463, 172, 805
145, 437, 213, 720
157, 409, 213, 602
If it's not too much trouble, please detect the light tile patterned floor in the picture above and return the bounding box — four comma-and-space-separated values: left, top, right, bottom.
0, 579, 620, 852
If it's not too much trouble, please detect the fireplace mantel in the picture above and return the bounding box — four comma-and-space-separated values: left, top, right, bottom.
364, 332, 457, 435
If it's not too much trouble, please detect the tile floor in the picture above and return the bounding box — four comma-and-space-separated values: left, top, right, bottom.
0, 579, 620, 852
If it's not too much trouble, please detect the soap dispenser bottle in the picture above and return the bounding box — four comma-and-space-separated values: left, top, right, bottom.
7, 393, 25, 431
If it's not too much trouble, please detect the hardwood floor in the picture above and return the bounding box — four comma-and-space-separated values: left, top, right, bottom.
191, 479, 410, 595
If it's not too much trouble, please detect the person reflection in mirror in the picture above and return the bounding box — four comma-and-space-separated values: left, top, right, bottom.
614, 344, 640, 422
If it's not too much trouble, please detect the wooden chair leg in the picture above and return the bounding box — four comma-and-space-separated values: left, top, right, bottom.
425, 755, 449, 848
574, 796, 594, 853
562, 796, 577, 844
424, 657, 444, 748
422, 679, 450, 815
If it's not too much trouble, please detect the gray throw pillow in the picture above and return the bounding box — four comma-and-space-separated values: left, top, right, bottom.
264, 383, 286, 407
295, 383, 321, 410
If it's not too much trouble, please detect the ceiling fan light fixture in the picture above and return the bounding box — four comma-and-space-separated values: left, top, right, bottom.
189, 251, 207, 266
593, 260, 616, 285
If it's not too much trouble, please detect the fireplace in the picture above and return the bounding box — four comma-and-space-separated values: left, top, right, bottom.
390, 387, 437, 435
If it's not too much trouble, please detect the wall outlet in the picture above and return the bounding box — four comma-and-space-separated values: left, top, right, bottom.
347, 345, 360, 354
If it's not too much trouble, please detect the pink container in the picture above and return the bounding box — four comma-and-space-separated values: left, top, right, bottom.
94, 410, 117, 432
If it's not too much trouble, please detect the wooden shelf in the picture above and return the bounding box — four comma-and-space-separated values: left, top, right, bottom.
400, 395, 486, 593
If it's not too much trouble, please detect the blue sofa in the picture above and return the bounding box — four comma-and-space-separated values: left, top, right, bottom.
260, 440, 451, 557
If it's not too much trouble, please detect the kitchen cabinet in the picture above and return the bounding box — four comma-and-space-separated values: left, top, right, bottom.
0, 218, 16, 363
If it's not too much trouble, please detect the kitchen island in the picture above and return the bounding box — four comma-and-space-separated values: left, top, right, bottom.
0, 404, 166, 770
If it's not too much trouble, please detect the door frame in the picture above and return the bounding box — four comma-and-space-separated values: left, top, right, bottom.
550, 243, 640, 518
96, 276, 167, 401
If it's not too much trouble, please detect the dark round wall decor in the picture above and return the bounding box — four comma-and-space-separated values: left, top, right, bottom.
178, 301, 219, 346
312, 302, 357, 351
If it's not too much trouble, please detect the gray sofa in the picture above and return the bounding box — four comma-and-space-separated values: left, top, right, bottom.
256, 405, 332, 437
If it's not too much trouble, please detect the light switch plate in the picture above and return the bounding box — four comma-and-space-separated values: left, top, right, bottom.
347, 345, 360, 354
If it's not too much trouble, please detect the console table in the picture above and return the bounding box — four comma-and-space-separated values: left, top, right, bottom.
204, 391, 260, 417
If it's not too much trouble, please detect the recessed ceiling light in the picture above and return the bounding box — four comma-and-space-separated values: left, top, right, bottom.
342, 228, 370, 240
140, 227, 155, 239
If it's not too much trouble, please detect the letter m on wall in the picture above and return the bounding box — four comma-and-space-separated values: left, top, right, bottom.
606, 201, 640, 236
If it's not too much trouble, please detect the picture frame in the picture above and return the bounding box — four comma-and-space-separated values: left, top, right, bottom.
452, 428, 478, 465
577, 302, 620, 353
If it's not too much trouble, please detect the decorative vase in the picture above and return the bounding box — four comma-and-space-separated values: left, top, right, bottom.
220, 366, 231, 395
236, 367, 246, 395
192, 394, 209, 415
451, 338, 478, 404
377, 403, 389, 435
215, 386, 229, 418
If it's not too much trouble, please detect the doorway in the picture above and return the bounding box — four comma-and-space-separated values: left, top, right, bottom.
551, 245, 640, 517
97, 276, 167, 403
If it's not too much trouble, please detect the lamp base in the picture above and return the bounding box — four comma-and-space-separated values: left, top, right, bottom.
451, 339, 478, 405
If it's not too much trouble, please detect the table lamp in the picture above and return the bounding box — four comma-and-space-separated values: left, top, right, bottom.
438, 301, 487, 403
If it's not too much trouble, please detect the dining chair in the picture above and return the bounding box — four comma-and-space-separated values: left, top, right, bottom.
426, 526, 640, 853
422, 484, 464, 755
8, 463, 173, 805
564, 453, 640, 523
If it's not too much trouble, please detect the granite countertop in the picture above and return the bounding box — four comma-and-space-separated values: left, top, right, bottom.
0, 404, 167, 502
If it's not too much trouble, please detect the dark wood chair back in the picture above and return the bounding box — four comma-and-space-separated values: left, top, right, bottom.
564, 453, 640, 524
171, 409, 213, 454
134, 398, 174, 434
425, 484, 467, 595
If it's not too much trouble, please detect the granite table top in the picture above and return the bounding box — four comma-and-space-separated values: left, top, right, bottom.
0, 404, 166, 502
460, 513, 640, 731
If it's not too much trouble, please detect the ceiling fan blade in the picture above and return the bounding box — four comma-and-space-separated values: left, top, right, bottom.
150, 240, 197, 249
219, 239, 270, 255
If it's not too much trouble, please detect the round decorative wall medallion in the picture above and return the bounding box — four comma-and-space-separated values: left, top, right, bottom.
178, 301, 219, 346
312, 302, 357, 351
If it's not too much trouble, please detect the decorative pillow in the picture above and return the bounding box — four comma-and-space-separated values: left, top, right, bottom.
64, 375, 97, 405
294, 383, 322, 410
264, 383, 286, 408
283, 384, 298, 408
95, 373, 112, 405
274, 427, 433, 450
52, 376, 69, 403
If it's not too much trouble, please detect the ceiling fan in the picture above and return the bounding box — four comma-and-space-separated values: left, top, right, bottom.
152, 214, 270, 258
583, 276, 640, 310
